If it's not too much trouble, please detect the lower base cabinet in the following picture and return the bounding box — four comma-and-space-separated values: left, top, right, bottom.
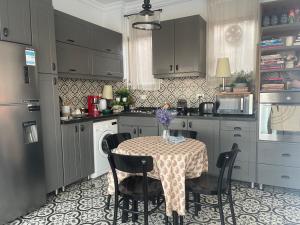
118, 116, 158, 138
257, 141, 300, 189
61, 122, 94, 186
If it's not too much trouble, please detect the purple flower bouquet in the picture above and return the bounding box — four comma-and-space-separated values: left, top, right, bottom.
155, 108, 174, 129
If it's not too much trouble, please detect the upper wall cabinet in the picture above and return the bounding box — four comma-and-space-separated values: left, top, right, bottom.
31, 0, 57, 74
91, 25, 122, 55
0, 0, 31, 45
152, 15, 206, 78
55, 10, 91, 48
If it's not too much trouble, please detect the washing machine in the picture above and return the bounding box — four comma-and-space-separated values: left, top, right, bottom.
91, 119, 118, 179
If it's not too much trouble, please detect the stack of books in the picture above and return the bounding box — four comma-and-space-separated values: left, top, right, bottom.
294, 33, 300, 46
261, 77, 285, 91
261, 54, 285, 71
260, 38, 283, 49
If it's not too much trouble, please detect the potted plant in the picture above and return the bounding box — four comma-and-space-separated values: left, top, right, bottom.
232, 70, 253, 88
115, 88, 134, 112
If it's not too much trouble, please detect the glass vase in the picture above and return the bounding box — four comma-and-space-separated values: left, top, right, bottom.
162, 129, 170, 140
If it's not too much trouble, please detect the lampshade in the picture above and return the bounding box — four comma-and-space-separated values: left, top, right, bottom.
102, 85, 113, 100
216, 58, 231, 78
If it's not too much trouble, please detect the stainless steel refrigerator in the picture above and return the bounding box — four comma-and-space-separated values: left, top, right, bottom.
0, 41, 46, 224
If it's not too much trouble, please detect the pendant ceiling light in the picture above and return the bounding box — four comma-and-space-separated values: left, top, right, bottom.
131, 0, 162, 30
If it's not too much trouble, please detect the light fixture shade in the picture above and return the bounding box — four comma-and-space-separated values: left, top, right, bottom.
216, 58, 231, 78
102, 85, 113, 100
132, 10, 161, 30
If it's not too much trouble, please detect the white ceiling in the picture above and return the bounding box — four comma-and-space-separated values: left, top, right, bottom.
94, 0, 136, 4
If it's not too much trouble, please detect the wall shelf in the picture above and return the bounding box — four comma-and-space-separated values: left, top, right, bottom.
261, 45, 300, 54
262, 23, 300, 36
261, 68, 300, 73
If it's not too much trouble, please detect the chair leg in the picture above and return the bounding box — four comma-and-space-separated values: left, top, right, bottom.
228, 192, 237, 225
144, 199, 149, 225
113, 194, 118, 225
179, 216, 184, 225
193, 193, 201, 216
185, 191, 189, 211
217, 193, 225, 225
122, 197, 129, 223
106, 194, 111, 210
165, 215, 169, 225
172, 211, 179, 225
132, 200, 138, 222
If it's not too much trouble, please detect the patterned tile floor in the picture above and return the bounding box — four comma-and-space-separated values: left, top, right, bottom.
9, 174, 300, 225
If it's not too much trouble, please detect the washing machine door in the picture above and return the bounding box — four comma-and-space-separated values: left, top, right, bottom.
99, 130, 115, 155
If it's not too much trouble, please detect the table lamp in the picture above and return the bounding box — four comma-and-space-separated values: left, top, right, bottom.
216, 57, 231, 92
102, 85, 113, 100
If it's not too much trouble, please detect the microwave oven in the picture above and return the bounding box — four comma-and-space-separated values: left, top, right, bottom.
216, 93, 254, 115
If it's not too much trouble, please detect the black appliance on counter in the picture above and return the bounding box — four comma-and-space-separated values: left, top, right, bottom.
177, 99, 188, 116
199, 102, 219, 116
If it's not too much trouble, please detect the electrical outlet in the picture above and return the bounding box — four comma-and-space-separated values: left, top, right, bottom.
196, 94, 204, 99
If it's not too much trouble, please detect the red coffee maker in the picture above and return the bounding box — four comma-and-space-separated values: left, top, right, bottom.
88, 95, 100, 117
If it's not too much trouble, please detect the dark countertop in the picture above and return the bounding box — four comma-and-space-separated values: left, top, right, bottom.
61, 112, 256, 125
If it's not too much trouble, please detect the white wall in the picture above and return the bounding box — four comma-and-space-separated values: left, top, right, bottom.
52, 0, 104, 26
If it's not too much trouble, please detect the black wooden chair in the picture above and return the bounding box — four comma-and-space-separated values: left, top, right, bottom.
185, 143, 240, 225
108, 153, 165, 225
169, 130, 197, 139
104, 133, 131, 209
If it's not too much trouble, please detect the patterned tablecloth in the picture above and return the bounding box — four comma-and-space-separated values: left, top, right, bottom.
107, 136, 208, 216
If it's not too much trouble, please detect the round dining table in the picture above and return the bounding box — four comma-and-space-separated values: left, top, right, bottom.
107, 136, 208, 216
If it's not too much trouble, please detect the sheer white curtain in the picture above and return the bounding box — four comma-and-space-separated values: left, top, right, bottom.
122, 16, 161, 91
207, 0, 259, 86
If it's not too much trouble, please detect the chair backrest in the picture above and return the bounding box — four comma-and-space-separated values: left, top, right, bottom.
108, 153, 153, 195
104, 133, 131, 154
216, 143, 240, 193
170, 130, 197, 139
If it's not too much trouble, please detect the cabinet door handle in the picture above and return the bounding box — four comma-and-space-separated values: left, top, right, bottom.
188, 121, 192, 129
80, 125, 85, 132
75, 125, 78, 133
67, 39, 75, 43
281, 175, 290, 179
234, 134, 241, 137
182, 121, 186, 128
133, 128, 136, 134
107, 72, 112, 76
3, 27, 8, 37
53, 77, 57, 85
139, 128, 142, 134
69, 69, 77, 72
176, 65, 179, 71
281, 153, 291, 157
169, 65, 173, 71
52, 63, 56, 71
234, 127, 242, 131
233, 165, 241, 169
106, 48, 112, 52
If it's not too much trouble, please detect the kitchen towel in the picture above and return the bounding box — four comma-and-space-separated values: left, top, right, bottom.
271, 105, 300, 132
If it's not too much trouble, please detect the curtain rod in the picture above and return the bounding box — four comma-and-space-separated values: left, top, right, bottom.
124, 9, 162, 18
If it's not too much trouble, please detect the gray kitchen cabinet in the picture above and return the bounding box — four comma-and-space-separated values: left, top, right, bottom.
31, 0, 57, 74
61, 123, 81, 186
174, 15, 206, 74
118, 116, 159, 138
152, 20, 175, 75
61, 122, 94, 186
168, 118, 188, 130
188, 119, 220, 175
92, 51, 123, 79
153, 15, 206, 78
0, 0, 31, 45
56, 42, 92, 75
257, 141, 300, 189
220, 120, 257, 183
91, 25, 122, 55
79, 122, 94, 178
39, 74, 63, 193
55, 10, 91, 48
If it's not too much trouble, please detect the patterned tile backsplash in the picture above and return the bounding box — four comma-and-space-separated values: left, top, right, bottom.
58, 76, 217, 109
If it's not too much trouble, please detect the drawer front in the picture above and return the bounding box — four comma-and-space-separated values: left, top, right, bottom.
257, 164, 300, 189
119, 116, 157, 127
221, 120, 256, 132
220, 130, 256, 162
231, 161, 250, 182
258, 142, 300, 167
